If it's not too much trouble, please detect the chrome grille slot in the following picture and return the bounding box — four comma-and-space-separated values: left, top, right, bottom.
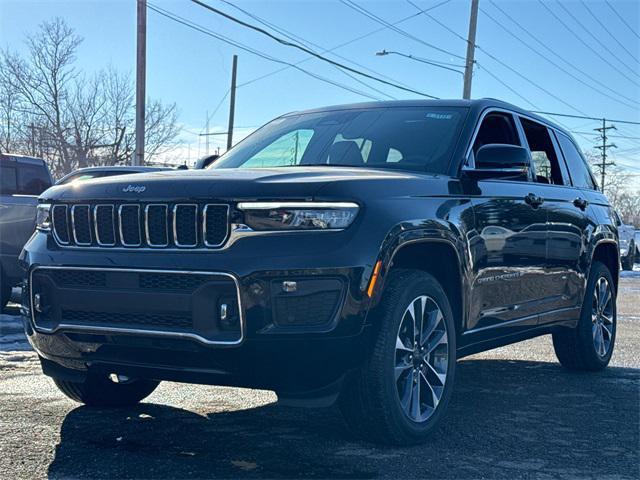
145, 204, 169, 247
94, 205, 116, 246
173, 204, 198, 247
71, 205, 92, 245
204, 204, 230, 247
52, 205, 70, 244
51, 202, 229, 249
119, 205, 141, 246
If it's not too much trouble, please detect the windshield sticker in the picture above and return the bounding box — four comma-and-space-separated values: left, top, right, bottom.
426, 112, 454, 120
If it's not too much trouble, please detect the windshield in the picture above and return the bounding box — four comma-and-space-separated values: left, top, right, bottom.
212, 106, 467, 173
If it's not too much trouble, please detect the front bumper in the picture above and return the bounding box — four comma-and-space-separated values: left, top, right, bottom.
21, 231, 377, 394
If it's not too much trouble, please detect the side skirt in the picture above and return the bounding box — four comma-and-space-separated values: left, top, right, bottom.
456, 324, 554, 359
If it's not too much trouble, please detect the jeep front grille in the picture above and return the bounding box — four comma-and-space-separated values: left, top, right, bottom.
51, 203, 229, 249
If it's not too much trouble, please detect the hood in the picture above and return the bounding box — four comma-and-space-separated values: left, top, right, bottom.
41, 167, 445, 202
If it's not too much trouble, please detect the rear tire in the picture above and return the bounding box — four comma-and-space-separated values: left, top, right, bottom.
339, 269, 456, 445
552, 261, 616, 371
53, 373, 160, 407
621, 242, 635, 271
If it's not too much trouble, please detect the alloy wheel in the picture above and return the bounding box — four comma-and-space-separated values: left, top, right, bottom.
395, 295, 449, 423
592, 277, 614, 358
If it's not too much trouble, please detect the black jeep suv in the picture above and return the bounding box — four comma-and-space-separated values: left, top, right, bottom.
21, 99, 619, 444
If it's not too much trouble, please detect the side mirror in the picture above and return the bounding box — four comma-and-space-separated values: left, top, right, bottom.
465, 144, 531, 179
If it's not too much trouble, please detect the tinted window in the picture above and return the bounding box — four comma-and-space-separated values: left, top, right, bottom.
473, 112, 520, 154
520, 118, 566, 185
469, 112, 527, 182
213, 107, 467, 173
1, 166, 18, 195
18, 164, 51, 195
556, 133, 597, 189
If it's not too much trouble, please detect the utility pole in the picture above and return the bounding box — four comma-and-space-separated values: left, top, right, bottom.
462, 0, 479, 99
594, 118, 617, 193
227, 54, 238, 151
135, 0, 147, 166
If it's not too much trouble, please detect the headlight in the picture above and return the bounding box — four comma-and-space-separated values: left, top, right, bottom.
36, 203, 52, 231
237, 202, 359, 231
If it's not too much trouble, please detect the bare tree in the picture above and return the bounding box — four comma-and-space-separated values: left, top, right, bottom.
1, 18, 182, 177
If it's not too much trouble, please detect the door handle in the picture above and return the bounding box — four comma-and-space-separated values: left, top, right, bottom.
524, 193, 544, 208
573, 197, 588, 210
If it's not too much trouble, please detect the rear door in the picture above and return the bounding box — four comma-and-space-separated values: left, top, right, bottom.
465, 111, 549, 334
517, 118, 590, 325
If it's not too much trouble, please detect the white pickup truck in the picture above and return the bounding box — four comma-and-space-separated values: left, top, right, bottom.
614, 211, 636, 270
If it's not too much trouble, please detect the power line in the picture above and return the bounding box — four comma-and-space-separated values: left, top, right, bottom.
405, 0, 539, 108
405, 0, 469, 44
474, 63, 540, 110
217, 0, 398, 100
237, 0, 452, 89
580, 0, 640, 65
485, 1, 639, 110
531, 111, 640, 126
605, 0, 640, 41
217, 0, 417, 91
339, 0, 465, 61
147, 3, 383, 101
572, 132, 640, 141
475, 46, 588, 116
403, 0, 586, 115
549, 0, 640, 86
200, 89, 230, 136
376, 50, 464, 75
188, 0, 438, 98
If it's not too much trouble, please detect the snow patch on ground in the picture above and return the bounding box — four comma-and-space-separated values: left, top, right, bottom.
0, 310, 31, 353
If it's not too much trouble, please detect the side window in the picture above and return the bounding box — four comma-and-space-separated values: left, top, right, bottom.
556, 133, 597, 190
472, 112, 521, 154
240, 129, 313, 168
17, 164, 52, 195
519, 118, 566, 185
469, 112, 527, 182
1, 166, 18, 195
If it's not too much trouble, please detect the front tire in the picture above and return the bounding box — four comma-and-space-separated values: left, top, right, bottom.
552, 261, 617, 371
53, 373, 160, 407
339, 269, 456, 445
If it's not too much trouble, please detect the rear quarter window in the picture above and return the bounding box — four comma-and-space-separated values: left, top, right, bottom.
17, 163, 52, 195
1, 166, 18, 195
556, 133, 597, 189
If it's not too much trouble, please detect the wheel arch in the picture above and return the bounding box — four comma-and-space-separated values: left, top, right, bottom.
377, 238, 467, 336
591, 239, 619, 293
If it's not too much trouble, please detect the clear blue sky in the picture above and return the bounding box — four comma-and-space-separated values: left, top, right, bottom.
1, 0, 639, 178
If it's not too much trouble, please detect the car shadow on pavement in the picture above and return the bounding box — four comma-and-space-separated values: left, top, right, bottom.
47, 359, 640, 479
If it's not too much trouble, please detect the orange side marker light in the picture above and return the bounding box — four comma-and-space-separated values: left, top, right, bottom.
367, 260, 383, 298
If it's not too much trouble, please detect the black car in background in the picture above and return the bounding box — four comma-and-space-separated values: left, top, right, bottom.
22, 99, 619, 444
0, 154, 52, 308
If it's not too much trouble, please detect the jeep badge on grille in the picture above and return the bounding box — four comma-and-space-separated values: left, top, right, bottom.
122, 185, 146, 193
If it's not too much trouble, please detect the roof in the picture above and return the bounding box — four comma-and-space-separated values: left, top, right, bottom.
281, 98, 568, 135
0, 153, 48, 165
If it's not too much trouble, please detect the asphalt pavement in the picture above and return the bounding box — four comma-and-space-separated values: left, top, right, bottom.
1, 273, 639, 479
